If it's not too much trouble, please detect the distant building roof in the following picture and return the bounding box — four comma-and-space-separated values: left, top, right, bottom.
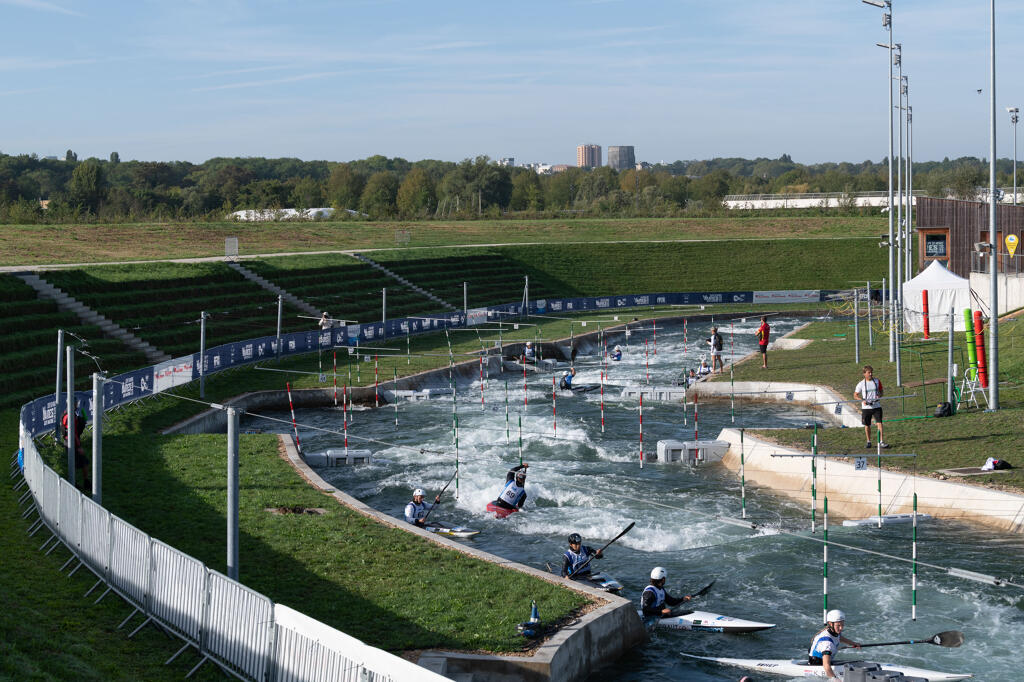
228, 207, 366, 221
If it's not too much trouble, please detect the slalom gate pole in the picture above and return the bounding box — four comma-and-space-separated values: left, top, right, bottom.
912, 492, 918, 620
645, 339, 650, 385
639, 392, 644, 469
318, 347, 323, 381
505, 380, 510, 445
600, 371, 605, 433
653, 317, 657, 355
922, 289, 930, 340
393, 367, 398, 427
740, 428, 747, 519
552, 376, 556, 439
693, 394, 698, 441
347, 354, 352, 390
518, 415, 523, 465
867, 280, 873, 347
333, 351, 337, 407
454, 414, 459, 500
407, 328, 411, 365
683, 318, 687, 355
374, 355, 379, 408
523, 363, 528, 411
343, 383, 348, 456
356, 341, 360, 383
823, 496, 829, 622
480, 356, 484, 411
812, 424, 818, 533
286, 382, 301, 454
730, 323, 735, 424
683, 387, 687, 427
877, 441, 883, 528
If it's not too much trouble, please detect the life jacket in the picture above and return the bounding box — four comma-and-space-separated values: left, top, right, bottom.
808, 626, 840, 664
497, 479, 526, 508
563, 546, 593, 575
404, 500, 429, 523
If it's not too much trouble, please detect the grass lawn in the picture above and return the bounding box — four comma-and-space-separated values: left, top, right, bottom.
0, 215, 885, 266
717, 316, 1024, 490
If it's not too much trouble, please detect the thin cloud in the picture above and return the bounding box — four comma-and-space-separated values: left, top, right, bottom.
414, 41, 490, 51
191, 70, 345, 92
0, 87, 49, 96
0, 56, 97, 71
1, 0, 81, 16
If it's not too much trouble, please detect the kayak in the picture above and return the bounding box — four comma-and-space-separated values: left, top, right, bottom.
485, 501, 519, 519
548, 565, 623, 594
425, 522, 480, 538
679, 653, 973, 680
642, 610, 775, 634
570, 383, 602, 394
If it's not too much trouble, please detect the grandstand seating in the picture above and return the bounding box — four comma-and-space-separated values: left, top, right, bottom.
40, 264, 311, 359
0, 274, 148, 408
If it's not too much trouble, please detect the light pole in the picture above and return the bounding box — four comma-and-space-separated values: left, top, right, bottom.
987, 0, 999, 410
863, 0, 896, 364
1008, 107, 1019, 205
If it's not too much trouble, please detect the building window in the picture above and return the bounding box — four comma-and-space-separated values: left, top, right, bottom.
925, 233, 947, 258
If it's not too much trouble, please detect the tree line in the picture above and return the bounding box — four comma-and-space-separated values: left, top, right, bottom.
0, 150, 1016, 223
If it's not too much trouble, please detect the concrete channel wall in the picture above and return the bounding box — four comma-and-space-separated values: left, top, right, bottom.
163, 346, 647, 681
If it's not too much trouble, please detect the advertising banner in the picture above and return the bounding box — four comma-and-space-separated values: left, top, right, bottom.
752, 290, 820, 304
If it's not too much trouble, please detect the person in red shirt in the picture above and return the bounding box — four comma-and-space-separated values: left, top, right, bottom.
755, 316, 770, 368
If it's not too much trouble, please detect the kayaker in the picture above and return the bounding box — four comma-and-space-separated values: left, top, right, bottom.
559, 368, 576, 390
611, 345, 622, 361
560, 533, 603, 579
404, 488, 441, 528
808, 609, 861, 681
523, 341, 536, 364
491, 463, 529, 512
641, 567, 692, 618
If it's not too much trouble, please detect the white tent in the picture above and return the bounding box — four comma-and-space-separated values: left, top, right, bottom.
901, 260, 973, 333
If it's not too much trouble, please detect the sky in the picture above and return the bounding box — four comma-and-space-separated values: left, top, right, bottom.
3, 0, 1024, 166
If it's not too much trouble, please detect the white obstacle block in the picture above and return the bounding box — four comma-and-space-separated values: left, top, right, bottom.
654, 440, 731, 465
303, 449, 374, 466
621, 385, 688, 402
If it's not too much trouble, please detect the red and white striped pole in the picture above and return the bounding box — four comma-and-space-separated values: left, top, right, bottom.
639, 392, 644, 469
523, 362, 528, 410
600, 370, 605, 433
645, 339, 650, 385
694, 394, 699, 442
922, 289, 930, 340
552, 376, 557, 438
480, 356, 485, 411
286, 382, 301, 453
653, 317, 657, 355
333, 351, 338, 407
343, 382, 349, 456
683, 318, 688, 354
374, 355, 379, 407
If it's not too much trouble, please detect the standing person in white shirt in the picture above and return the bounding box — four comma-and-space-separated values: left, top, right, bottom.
854, 365, 889, 449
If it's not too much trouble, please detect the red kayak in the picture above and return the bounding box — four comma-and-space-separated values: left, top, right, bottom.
486, 502, 519, 519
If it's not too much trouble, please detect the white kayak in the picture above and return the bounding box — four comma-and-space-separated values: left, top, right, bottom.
679, 653, 973, 680
579, 571, 623, 593
425, 522, 480, 538
640, 610, 776, 634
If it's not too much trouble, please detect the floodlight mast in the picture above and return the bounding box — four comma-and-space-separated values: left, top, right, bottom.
988, 0, 999, 410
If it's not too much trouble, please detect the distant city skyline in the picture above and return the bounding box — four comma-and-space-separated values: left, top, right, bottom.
3, 1, 1024, 166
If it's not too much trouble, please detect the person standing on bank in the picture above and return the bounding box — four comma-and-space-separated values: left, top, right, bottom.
756, 316, 770, 369
808, 609, 861, 681
707, 327, 724, 374
319, 312, 333, 330
404, 488, 442, 527
854, 365, 889, 449
61, 400, 90, 492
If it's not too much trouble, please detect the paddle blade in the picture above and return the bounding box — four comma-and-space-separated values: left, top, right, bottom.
933, 630, 964, 648
692, 579, 716, 599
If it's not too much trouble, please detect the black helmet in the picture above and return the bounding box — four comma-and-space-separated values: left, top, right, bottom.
568, 533, 582, 545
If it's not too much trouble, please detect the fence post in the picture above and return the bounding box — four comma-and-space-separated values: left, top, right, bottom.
92, 372, 103, 503
199, 311, 208, 398
66, 346, 75, 484
227, 406, 239, 580
55, 328, 64, 421
276, 295, 283, 363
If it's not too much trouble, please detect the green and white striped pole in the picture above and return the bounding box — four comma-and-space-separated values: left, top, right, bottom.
912, 492, 919, 620
823, 495, 829, 622
454, 414, 460, 500
812, 424, 818, 533
505, 380, 510, 445
877, 442, 883, 528
518, 414, 523, 465
740, 428, 747, 519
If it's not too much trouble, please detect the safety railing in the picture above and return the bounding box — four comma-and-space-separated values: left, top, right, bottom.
13, 437, 447, 682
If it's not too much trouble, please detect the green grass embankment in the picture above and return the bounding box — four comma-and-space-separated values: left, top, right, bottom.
719, 317, 1024, 490
0, 215, 885, 266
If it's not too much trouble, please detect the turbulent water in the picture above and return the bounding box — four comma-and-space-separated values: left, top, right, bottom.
243, 317, 1024, 681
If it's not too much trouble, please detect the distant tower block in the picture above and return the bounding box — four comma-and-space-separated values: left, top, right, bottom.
607, 146, 635, 171
498, 157, 515, 167
577, 144, 601, 168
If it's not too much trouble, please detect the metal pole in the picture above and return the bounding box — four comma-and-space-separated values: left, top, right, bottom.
855, 288, 861, 363
1013, 108, 1019, 205
92, 372, 103, 503
907, 100, 914, 278
886, 8, 896, 363
382, 287, 386, 340
227, 406, 239, 580
896, 49, 904, 294
463, 281, 468, 320
276, 295, 283, 363
989, 0, 999, 410
55, 328, 64, 418
199, 311, 207, 398
739, 429, 746, 519
66, 346, 75, 484
948, 307, 955, 406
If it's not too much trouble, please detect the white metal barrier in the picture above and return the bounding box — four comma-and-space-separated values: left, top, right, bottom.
15, 427, 449, 682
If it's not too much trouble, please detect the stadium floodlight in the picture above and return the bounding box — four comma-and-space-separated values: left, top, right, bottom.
861, 0, 886, 6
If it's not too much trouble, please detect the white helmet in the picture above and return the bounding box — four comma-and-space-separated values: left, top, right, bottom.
650, 566, 668, 581
614, 345, 621, 352
526, 341, 532, 347
563, 370, 570, 377
825, 609, 846, 623
413, 488, 425, 497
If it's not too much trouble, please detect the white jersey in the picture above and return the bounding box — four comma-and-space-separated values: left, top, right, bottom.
808, 626, 840, 661
642, 584, 666, 610
498, 480, 526, 507
404, 500, 432, 524
855, 378, 882, 409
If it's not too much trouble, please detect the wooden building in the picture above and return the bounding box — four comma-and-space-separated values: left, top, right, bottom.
915, 197, 1024, 278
